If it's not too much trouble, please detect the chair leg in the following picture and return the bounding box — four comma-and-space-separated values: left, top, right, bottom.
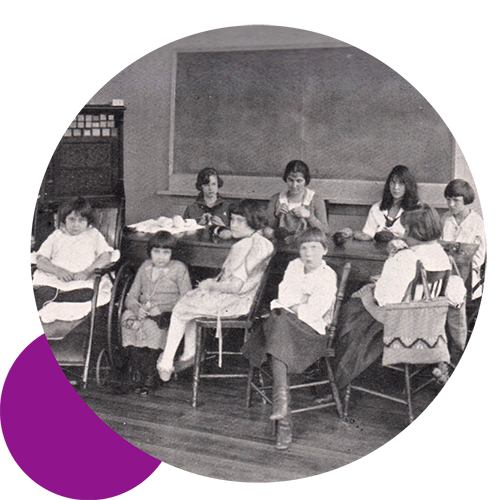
192, 325, 204, 409
404, 364, 414, 423
325, 358, 343, 418
246, 366, 255, 408
343, 385, 351, 419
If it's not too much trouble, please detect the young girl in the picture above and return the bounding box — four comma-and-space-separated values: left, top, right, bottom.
183, 167, 230, 228
121, 231, 192, 396
354, 165, 419, 241
266, 160, 329, 240
244, 227, 337, 450
33, 197, 119, 323
157, 199, 274, 382
335, 204, 462, 389
442, 179, 486, 299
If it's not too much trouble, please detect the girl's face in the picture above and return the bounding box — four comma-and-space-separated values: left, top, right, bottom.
286, 171, 307, 196
201, 175, 219, 199
230, 214, 254, 239
299, 241, 327, 272
151, 247, 172, 268
446, 196, 467, 216
64, 211, 89, 236
389, 176, 406, 202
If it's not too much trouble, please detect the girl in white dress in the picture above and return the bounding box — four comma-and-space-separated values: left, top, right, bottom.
354, 165, 419, 241
157, 199, 274, 382
33, 197, 118, 324
442, 179, 486, 299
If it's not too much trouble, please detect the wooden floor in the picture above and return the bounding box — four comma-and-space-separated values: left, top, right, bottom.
78, 364, 441, 482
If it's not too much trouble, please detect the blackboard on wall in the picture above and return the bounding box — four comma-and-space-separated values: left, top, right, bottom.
172, 47, 453, 184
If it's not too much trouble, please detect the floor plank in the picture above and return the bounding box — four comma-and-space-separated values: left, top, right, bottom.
78, 366, 442, 482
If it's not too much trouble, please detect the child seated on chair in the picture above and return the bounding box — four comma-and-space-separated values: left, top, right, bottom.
334, 204, 462, 390
121, 231, 192, 396
156, 199, 274, 383
33, 197, 119, 324
243, 227, 337, 450
441, 179, 485, 300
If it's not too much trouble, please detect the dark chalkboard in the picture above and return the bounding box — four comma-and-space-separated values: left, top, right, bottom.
173, 47, 453, 184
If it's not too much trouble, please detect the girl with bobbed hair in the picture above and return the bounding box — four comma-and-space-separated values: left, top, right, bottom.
266, 160, 329, 240
355, 165, 420, 241
157, 199, 274, 381
183, 167, 230, 227
442, 179, 485, 299
333, 204, 464, 390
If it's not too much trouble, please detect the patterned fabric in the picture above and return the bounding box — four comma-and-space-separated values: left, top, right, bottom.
121, 260, 191, 349
33, 226, 119, 323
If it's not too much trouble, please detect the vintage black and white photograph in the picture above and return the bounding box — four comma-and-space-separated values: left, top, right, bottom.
1, 4, 497, 499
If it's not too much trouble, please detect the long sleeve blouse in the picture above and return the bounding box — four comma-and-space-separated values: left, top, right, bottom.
271, 258, 337, 334
362, 201, 406, 238
125, 259, 192, 314
267, 189, 329, 234
442, 209, 485, 299
374, 242, 451, 307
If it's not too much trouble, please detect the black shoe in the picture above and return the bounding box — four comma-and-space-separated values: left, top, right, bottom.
139, 386, 150, 397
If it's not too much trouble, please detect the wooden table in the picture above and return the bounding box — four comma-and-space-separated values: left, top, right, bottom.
121, 228, 477, 287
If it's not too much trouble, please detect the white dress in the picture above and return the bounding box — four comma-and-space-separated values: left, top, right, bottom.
362, 201, 405, 238
173, 231, 274, 321
442, 209, 486, 299
33, 227, 119, 322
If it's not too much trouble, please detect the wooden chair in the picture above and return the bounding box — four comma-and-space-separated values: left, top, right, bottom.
247, 262, 351, 418
343, 261, 451, 423
191, 257, 273, 408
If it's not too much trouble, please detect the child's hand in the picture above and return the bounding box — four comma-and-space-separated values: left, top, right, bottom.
199, 213, 211, 226
55, 268, 74, 282
73, 270, 91, 281
387, 238, 409, 256
210, 215, 225, 227
137, 308, 149, 320
277, 204, 289, 215
217, 229, 233, 240
148, 305, 161, 316
291, 206, 310, 219
198, 279, 215, 291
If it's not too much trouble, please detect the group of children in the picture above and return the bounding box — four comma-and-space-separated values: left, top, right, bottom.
33, 160, 485, 449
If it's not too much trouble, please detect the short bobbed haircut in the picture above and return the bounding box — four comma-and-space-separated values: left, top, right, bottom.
380, 165, 419, 211
282, 160, 311, 185
444, 179, 475, 205
295, 227, 329, 250
229, 199, 268, 231
59, 197, 95, 226
195, 167, 224, 192
401, 204, 442, 242
147, 231, 177, 256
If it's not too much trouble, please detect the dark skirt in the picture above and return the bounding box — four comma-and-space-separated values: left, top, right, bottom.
243, 308, 328, 374
333, 298, 384, 389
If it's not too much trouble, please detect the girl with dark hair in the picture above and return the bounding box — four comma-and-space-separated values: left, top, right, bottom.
157, 199, 274, 382
120, 231, 192, 396
335, 204, 459, 389
33, 197, 118, 323
442, 179, 485, 299
355, 165, 419, 241
267, 160, 329, 239
183, 167, 230, 228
